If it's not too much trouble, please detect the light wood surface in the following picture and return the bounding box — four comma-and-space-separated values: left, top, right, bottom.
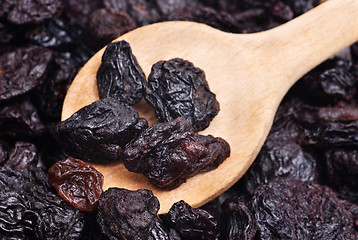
62, 0, 358, 214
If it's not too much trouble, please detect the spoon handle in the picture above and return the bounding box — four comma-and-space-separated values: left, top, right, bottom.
252, 0, 358, 92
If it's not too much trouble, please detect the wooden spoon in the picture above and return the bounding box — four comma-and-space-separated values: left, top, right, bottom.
62, 0, 358, 214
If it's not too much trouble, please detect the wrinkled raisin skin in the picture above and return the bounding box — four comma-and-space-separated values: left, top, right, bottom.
145, 58, 220, 132
97, 40, 146, 105
53, 98, 148, 163
123, 117, 230, 189
48, 157, 104, 212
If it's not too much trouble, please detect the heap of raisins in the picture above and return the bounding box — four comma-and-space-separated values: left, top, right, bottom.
1, 0, 358, 239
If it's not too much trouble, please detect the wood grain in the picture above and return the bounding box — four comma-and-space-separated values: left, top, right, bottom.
62, 0, 358, 214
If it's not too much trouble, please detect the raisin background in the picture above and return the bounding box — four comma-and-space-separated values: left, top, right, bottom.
1, 0, 358, 239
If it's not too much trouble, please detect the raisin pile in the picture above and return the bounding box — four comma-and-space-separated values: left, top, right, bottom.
1, 0, 358, 239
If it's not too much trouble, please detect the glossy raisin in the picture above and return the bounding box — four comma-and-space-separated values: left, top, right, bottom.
251, 178, 358, 239
97, 40, 146, 105
0, 0, 63, 25
87, 9, 135, 50
145, 58, 220, 132
48, 157, 104, 212
122, 117, 230, 189
0, 96, 45, 137
97, 188, 178, 240
0, 46, 53, 102
221, 197, 257, 240
0, 166, 85, 239
5, 141, 38, 169
162, 200, 220, 240
243, 138, 318, 195
53, 98, 148, 163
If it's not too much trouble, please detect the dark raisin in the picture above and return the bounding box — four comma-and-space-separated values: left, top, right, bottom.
145, 58, 220, 132
162, 200, 220, 240
0, 96, 45, 137
102, 0, 159, 26
5, 141, 38, 169
221, 197, 257, 240
323, 148, 358, 203
97, 40, 146, 105
97, 188, 177, 240
0, 0, 63, 25
243, 138, 318, 195
0, 166, 85, 239
63, 0, 102, 27
251, 178, 358, 239
294, 103, 358, 146
25, 17, 83, 50
87, 8, 135, 50
0, 140, 10, 166
303, 57, 356, 103
53, 98, 147, 163
48, 157, 104, 212
123, 117, 230, 189
0, 46, 53, 102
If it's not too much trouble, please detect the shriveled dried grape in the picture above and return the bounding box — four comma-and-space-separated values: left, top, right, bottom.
0, 96, 45, 137
97, 188, 177, 240
48, 157, 104, 212
221, 196, 257, 240
0, 46, 53, 102
97, 40, 146, 105
0, 166, 85, 239
122, 117, 230, 189
0, 0, 63, 25
162, 200, 220, 240
87, 9, 135, 49
0, 140, 10, 166
303, 57, 356, 103
243, 138, 318, 195
251, 178, 358, 239
294, 103, 358, 146
53, 98, 148, 163
5, 141, 38, 169
145, 58, 220, 132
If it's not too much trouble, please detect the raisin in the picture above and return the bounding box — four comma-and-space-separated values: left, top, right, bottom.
122, 117, 230, 189
221, 197, 257, 240
0, 96, 45, 137
97, 188, 178, 240
243, 138, 318, 195
97, 40, 146, 105
25, 17, 83, 50
87, 9, 135, 50
294, 103, 358, 146
0, 46, 53, 102
323, 148, 358, 203
102, 0, 159, 26
0, 166, 85, 239
53, 98, 147, 163
251, 178, 358, 239
145, 58, 220, 132
303, 57, 356, 103
162, 200, 220, 240
0, 0, 63, 25
48, 157, 104, 212
63, 0, 102, 27
5, 141, 38, 169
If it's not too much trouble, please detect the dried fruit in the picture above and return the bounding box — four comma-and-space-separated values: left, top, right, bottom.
97, 40, 146, 105
123, 117, 230, 189
252, 178, 358, 239
0, 46, 53, 102
53, 98, 148, 163
97, 188, 177, 240
162, 200, 220, 240
145, 58, 220, 132
48, 157, 104, 212
0, 166, 85, 239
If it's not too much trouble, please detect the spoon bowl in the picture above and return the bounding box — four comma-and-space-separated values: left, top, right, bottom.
62, 0, 358, 214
